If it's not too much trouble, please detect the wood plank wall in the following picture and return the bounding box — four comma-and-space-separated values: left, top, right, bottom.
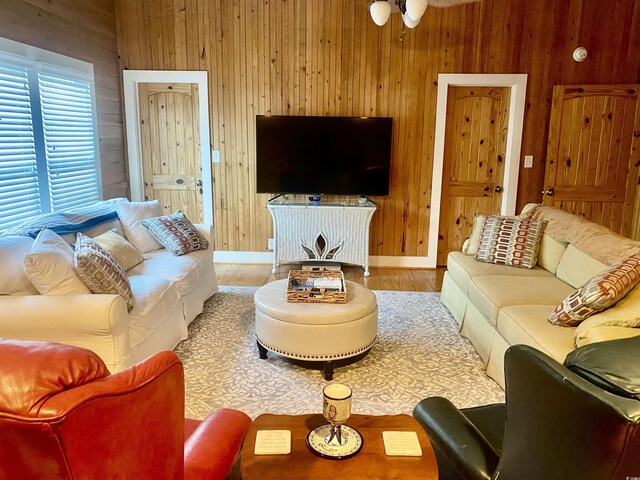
115, 0, 640, 256
0, 0, 127, 199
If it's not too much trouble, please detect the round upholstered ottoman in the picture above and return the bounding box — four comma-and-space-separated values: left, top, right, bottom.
254, 279, 378, 380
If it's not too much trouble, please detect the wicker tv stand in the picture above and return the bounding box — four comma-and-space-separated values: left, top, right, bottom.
267, 198, 377, 276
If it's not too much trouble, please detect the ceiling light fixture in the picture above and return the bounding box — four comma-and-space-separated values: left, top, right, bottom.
367, 0, 428, 28
367, 0, 482, 28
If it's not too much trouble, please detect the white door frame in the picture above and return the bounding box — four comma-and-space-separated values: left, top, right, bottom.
427, 73, 528, 267
123, 70, 213, 227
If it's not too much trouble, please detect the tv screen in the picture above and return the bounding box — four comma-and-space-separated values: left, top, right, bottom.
256, 115, 392, 196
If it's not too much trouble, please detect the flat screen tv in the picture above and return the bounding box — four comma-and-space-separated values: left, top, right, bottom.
256, 115, 392, 196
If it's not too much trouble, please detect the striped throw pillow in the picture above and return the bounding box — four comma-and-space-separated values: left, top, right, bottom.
73, 234, 134, 312
141, 211, 208, 256
549, 253, 640, 327
474, 216, 547, 269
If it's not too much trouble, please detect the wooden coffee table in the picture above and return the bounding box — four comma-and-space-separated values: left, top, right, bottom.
240, 413, 438, 479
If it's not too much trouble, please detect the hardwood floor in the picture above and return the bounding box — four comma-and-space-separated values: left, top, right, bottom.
215, 263, 444, 292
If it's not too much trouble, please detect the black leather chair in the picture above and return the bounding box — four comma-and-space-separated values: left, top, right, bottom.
413, 340, 640, 480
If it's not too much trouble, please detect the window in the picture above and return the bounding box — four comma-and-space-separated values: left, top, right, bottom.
0, 40, 100, 231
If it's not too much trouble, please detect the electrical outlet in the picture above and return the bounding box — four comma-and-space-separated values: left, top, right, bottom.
524, 155, 534, 168
212, 149, 221, 163
267, 238, 275, 250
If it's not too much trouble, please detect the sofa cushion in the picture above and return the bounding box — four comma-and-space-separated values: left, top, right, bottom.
556, 244, 607, 289
468, 275, 574, 326
447, 252, 551, 295
92, 229, 143, 271
141, 211, 208, 256
497, 305, 576, 362
0, 236, 38, 295
74, 234, 134, 312
23, 229, 90, 295
128, 275, 175, 317
128, 275, 181, 347
116, 200, 163, 253
537, 234, 568, 275
474, 216, 546, 269
549, 254, 640, 327
127, 249, 208, 296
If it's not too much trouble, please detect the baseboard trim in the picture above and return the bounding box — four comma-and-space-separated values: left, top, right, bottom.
214, 251, 273, 264
213, 251, 433, 269
368, 256, 432, 268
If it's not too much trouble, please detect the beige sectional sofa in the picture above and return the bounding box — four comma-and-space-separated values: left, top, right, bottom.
441, 204, 640, 388
0, 200, 217, 372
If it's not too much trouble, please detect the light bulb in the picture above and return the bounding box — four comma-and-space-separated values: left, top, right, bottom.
406, 0, 428, 21
370, 1, 391, 26
402, 12, 420, 28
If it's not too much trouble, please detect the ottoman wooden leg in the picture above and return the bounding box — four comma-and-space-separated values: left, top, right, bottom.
323, 361, 334, 381
257, 341, 268, 359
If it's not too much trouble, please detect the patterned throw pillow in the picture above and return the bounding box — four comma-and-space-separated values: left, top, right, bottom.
474, 216, 547, 269
73, 234, 134, 312
549, 253, 640, 327
141, 211, 209, 256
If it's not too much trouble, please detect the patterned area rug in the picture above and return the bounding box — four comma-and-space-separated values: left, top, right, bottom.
175, 286, 504, 419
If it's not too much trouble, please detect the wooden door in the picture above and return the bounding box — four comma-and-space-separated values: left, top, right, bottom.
437, 86, 511, 265
138, 83, 204, 223
543, 85, 640, 237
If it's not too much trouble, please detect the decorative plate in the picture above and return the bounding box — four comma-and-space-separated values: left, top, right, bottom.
306, 424, 363, 460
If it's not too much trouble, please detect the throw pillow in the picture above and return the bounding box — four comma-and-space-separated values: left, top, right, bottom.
23, 229, 91, 295
474, 216, 547, 269
549, 253, 640, 327
574, 284, 640, 335
73, 234, 134, 311
141, 211, 209, 256
115, 200, 164, 253
92, 229, 143, 271
462, 214, 485, 255
0, 236, 39, 295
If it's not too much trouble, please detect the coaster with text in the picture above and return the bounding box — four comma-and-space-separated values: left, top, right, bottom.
254, 430, 292, 455
382, 431, 423, 457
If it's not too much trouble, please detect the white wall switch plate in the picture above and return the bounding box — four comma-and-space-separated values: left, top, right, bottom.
212, 149, 221, 163
267, 238, 274, 250
524, 155, 534, 168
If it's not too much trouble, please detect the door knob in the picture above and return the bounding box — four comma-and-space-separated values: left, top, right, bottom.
494, 185, 503, 193
541, 188, 554, 196
196, 179, 203, 187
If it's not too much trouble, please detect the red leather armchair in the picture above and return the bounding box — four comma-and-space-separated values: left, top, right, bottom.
0, 339, 251, 480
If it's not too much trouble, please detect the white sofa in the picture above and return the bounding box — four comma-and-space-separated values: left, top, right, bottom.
0, 204, 217, 372
441, 204, 640, 388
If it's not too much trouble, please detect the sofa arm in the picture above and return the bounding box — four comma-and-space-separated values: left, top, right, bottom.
0, 294, 130, 368
194, 223, 214, 250
184, 408, 251, 480
413, 397, 500, 480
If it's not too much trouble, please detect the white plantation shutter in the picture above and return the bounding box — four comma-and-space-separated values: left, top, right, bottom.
0, 64, 41, 230
0, 48, 100, 232
39, 74, 99, 211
